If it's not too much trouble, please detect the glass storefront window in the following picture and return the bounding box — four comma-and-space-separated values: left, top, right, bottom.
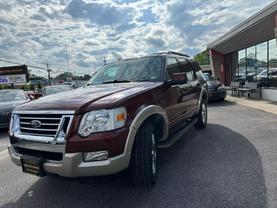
256, 42, 268, 86
246, 46, 256, 82
236, 38, 277, 88
269, 39, 277, 88
237, 49, 246, 81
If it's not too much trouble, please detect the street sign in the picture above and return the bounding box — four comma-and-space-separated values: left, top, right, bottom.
0, 65, 28, 85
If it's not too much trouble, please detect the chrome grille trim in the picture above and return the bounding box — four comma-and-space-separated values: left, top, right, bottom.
20, 122, 59, 126
20, 117, 61, 120
13, 110, 75, 115
12, 110, 74, 144
20, 127, 58, 132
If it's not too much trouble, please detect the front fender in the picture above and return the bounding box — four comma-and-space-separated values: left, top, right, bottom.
123, 105, 169, 163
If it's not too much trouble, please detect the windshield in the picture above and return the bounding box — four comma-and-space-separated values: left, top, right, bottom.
203, 73, 216, 81
44, 85, 71, 95
0, 90, 27, 101
87, 57, 164, 85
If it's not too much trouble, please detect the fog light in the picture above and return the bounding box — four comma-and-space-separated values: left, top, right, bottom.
83, 151, 109, 162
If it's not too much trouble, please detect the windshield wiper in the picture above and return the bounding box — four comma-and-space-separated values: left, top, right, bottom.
101, 79, 132, 84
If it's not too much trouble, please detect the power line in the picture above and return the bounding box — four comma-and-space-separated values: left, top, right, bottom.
0, 58, 92, 76
0, 58, 48, 70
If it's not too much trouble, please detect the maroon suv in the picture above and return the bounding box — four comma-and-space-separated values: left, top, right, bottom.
8, 51, 208, 188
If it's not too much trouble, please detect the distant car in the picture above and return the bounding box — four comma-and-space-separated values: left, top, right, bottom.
43, 85, 72, 96
25, 91, 43, 100
0, 89, 30, 128
253, 68, 277, 81
204, 73, 226, 101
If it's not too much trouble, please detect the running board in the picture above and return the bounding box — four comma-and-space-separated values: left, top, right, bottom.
158, 117, 198, 149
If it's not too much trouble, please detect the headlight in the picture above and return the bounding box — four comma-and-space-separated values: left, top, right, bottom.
9, 114, 20, 135
78, 107, 127, 137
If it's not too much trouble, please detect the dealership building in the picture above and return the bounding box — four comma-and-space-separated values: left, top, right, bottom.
208, 1, 277, 101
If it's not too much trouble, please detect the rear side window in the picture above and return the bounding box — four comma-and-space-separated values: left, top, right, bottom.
177, 58, 195, 82
191, 61, 205, 81
166, 57, 180, 80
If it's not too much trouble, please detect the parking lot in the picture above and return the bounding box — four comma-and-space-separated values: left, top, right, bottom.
0, 102, 277, 208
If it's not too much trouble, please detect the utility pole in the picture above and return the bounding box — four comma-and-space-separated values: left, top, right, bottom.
46, 64, 52, 86
65, 42, 70, 73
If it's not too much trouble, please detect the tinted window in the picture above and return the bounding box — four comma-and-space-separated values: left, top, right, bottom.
191, 61, 205, 81
177, 58, 195, 81
166, 57, 180, 80
191, 61, 202, 71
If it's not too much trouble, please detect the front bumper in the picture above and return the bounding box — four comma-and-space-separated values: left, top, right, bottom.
208, 89, 226, 100
8, 145, 130, 177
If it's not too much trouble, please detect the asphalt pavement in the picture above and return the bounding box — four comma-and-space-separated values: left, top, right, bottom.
0, 101, 277, 208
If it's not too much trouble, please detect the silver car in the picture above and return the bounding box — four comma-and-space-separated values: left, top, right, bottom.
0, 89, 30, 128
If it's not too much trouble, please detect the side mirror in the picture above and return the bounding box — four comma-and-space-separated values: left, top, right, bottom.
165, 72, 187, 85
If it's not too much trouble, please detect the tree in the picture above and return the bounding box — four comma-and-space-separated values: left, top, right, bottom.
83, 74, 92, 80
37, 82, 42, 92
194, 50, 210, 65
29, 83, 35, 91
55, 72, 73, 81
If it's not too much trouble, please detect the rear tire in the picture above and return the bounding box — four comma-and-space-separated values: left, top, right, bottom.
194, 100, 207, 129
130, 121, 157, 188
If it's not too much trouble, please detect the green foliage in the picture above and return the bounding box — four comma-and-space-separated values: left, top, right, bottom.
37, 82, 42, 90
29, 83, 35, 91
194, 50, 210, 65
21, 84, 27, 91
55, 72, 73, 81
55, 72, 92, 81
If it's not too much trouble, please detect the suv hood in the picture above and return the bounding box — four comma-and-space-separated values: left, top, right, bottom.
15, 82, 162, 113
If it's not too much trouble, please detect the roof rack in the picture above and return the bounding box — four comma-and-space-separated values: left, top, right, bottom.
154, 51, 190, 58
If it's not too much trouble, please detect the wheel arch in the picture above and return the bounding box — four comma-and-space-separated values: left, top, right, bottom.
197, 88, 208, 113
124, 105, 169, 157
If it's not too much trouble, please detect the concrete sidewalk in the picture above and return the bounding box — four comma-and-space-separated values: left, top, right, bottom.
226, 96, 277, 115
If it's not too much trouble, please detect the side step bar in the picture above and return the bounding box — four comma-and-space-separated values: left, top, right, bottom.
158, 117, 198, 149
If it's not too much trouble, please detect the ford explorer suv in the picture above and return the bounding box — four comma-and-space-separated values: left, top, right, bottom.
8, 51, 208, 188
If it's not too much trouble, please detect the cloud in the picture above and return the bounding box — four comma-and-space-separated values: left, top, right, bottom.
0, 0, 274, 77
65, 0, 133, 26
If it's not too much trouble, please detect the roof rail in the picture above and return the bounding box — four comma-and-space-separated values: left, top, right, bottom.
154, 51, 190, 58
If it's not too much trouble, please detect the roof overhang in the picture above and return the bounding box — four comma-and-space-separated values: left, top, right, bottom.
208, 1, 277, 55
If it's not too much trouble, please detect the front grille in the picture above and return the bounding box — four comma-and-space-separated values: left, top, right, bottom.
208, 88, 218, 92
0, 112, 11, 124
18, 114, 70, 137
14, 146, 63, 161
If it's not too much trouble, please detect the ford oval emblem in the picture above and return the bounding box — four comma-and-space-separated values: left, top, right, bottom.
30, 120, 42, 128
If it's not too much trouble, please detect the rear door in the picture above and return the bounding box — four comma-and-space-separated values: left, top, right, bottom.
177, 58, 199, 117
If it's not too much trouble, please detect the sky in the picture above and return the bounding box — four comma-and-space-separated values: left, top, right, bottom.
0, 0, 274, 77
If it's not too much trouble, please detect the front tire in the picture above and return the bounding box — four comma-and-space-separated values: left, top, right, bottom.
130, 121, 157, 188
194, 100, 207, 129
